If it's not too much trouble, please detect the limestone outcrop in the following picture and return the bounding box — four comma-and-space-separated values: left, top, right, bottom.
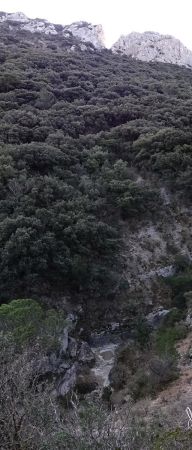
112, 31, 192, 67
0, 12, 105, 48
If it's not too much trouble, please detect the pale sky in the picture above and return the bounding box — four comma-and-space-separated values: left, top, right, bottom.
0, 0, 192, 49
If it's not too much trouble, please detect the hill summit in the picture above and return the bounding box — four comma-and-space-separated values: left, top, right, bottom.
1, 12, 192, 67
0, 11, 105, 49
112, 31, 192, 67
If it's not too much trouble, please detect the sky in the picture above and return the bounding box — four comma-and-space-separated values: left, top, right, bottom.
0, 0, 192, 49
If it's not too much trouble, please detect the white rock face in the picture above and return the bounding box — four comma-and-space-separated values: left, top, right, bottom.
112, 31, 192, 67
0, 11, 58, 35
1, 12, 192, 65
0, 12, 29, 23
64, 22, 105, 49
0, 12, 105, 48
22, 20, 58, 35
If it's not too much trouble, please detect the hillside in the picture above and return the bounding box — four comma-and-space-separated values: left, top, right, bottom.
0, 18, 192, 307
1, 15, 192, 449
0, 11, 105, 48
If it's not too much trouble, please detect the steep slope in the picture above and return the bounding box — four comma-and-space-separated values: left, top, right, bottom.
1, 14, 192, 450
0, 11, 105, 49
112, 31, 192, 67
1, 11, 192, 68
0, 16, 192, 324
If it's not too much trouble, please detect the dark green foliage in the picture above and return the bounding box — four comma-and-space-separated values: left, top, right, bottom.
0, 23, 191, 302
167, 262, 192, 309
129, 355, 178, 400
110, 308, 187, 400
110, 337, 179, 400
133, 316, 151, 348
154, 429, 192, 449
174, 254, 192, 273
0, 298, 65, 348
155, 325, 187, 356
162, 307, 185, 326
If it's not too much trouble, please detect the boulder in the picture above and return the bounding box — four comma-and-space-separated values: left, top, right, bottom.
65, 312, 78, 332
146, 307, 170, 329
0, 14, 105, 50
64, 22, 105, 49
112, 31, 192, 68
185, 310, 192, 328
35, 354, 67, 378
59, 328, 69, 356
68, 337, 78, 358
56, 363, 78, 398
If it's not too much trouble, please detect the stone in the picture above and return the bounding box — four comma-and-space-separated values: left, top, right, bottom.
35, 354, 64, 378
0, 12, 29, 23
78, 341, 96, 367
64, 22, 105, 49
111, 322, 120, 332
35, 352, 71, 377
1, 11, 192, 68
65, 312, 78, 332
59, 328, 69, 356
56, 363, 78, 398
185, 312, 192, 328
57, 362, 70, 374
146, 307, 170, 329
68, 337, 78, 358
80, 44, 87, 51
112, 31, 192, 68
91, 343, 118, 388
22, 21, 57, 35
0, 12, 105, 50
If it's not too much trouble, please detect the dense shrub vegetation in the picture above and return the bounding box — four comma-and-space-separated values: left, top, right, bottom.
0, 24, 192, 303
0, 296, 190, 449
0, 298, 65, 349
1, 21, 192, 447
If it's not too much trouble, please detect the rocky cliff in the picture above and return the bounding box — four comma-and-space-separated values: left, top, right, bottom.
64, 22, 105, 49
112, 31, 192, 67
1, 12, 192, 67
0, 12, 105, 49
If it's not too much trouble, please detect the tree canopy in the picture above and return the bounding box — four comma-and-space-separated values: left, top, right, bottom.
0, 23, 191, 302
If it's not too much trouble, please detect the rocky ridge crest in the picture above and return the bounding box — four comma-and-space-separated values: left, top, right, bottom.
112, 31, 192, 67
0, 12, 105, 49
1, 12, 192, 67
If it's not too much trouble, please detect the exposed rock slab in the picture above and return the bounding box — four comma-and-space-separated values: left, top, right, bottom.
146, 307, 170, 329
112, 31, 192, 68
0, 12, 105, 49
56, 363, 78, 398
64, 22, 105, 49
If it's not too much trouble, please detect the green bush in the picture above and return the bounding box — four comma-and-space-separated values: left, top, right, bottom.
154, 429, 192, 449
134, 316, 151, 348
0, 22, 191, 303
129, 354, 179, 400
166, 272, 192, 309
0, 298, 65, 349
162, 308, 185, 327
155, 325, 187, 356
